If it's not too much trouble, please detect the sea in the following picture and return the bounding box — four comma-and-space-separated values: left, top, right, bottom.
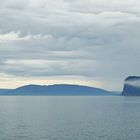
0, 96, 140, 140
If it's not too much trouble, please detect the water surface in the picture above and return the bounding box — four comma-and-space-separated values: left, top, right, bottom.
0, 96, 140, 140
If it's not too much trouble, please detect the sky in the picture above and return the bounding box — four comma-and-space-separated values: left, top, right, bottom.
0, 0, 140, 91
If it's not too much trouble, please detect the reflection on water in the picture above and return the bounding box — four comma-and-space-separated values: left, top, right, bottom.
0, 96, 140, 140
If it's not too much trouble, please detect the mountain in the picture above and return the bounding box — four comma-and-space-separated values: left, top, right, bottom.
122, 76, 140, 96
0, 89, 12, 95
0, 84, 116, 96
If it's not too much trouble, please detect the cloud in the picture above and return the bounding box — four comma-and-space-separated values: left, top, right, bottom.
0, 0, 140, 90
0, 32, 52, 42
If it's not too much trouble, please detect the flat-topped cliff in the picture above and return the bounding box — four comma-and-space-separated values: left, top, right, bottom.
122, 76, 140, 96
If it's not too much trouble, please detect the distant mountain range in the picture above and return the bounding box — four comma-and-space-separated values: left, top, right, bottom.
0, 76, 139, 96
0, 84, 117, 96
122, 76, 140, 96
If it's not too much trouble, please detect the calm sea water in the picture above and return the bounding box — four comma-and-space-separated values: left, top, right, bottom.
0, 96, 140, 140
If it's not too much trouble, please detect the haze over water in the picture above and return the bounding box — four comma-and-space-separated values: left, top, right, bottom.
0, 96, 140, 140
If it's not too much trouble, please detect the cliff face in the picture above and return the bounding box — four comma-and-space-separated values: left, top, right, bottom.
122, 76, 140, 96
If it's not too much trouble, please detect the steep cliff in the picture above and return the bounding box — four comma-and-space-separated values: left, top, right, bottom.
122, 76, 140, 96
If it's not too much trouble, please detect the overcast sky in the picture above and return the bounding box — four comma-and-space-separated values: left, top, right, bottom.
0, 0, 140, 90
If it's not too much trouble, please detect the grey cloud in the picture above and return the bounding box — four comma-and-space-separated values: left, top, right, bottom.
0, 0, 140, 90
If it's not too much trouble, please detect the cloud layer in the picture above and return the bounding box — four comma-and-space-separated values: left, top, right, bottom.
0, 0, 140, 90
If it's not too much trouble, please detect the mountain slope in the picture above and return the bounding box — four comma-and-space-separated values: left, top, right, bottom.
0, 84, 116, 96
